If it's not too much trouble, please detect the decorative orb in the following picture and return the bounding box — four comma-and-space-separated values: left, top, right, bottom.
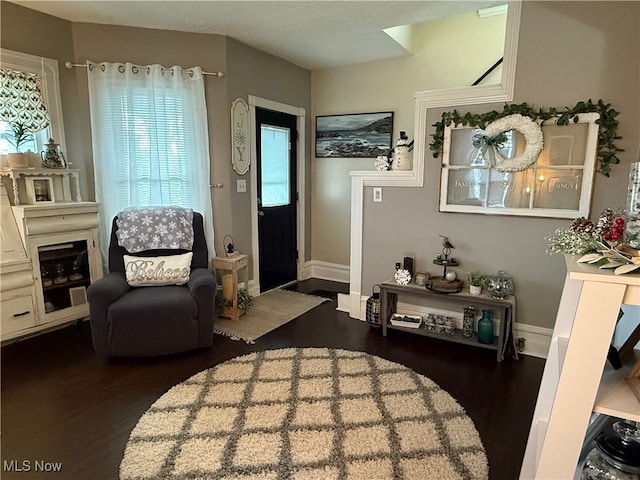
445, 271, 457, 281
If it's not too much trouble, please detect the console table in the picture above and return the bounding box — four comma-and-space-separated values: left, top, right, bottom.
379, 279, 517, 362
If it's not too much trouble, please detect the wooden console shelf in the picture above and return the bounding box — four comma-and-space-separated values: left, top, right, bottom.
379, 279, 516, 362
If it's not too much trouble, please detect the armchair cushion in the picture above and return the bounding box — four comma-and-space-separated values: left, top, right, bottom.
107, 285, 199, 357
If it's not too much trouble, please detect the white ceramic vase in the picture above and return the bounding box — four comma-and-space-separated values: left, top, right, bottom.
469, 285, 482, 295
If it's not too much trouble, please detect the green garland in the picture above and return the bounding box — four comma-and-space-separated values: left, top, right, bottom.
430, 100, 623, 176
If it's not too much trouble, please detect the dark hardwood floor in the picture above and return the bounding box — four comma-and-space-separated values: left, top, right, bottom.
1, 279, 545, 480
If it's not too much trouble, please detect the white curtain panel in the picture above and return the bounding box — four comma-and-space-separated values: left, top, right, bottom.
86, 62, 215, 261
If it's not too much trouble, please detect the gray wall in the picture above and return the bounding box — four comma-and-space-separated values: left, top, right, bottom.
225, 38, 312, 265
1, 1, 80, 184
361, 1, 640, 331
311, 10, 507, 267
1, 2, 311, 262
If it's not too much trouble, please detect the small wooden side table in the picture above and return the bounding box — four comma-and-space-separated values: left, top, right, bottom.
210, 254, 249, 321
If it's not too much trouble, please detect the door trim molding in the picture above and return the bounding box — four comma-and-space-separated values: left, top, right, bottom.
248, 96, 306, 293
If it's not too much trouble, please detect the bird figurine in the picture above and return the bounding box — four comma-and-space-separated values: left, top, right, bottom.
439, 235, 454, 260
440, 235, 454, 249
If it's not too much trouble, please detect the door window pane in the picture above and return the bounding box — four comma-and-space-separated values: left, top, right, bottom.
261, 125, 290, 207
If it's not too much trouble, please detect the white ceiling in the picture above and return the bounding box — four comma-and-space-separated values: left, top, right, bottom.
11, 1, 503, 69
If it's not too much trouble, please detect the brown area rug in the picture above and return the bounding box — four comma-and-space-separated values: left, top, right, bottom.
214, 289, 328, 343
120, 348, 488, 480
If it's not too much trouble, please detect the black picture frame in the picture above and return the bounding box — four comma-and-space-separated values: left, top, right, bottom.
315, 112, 393, 158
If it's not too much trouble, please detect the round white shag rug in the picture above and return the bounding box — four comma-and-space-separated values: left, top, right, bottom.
120, 348, 488, 480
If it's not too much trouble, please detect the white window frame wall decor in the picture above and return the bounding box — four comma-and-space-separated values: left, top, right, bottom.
439, 112, 599, 218
231, 98, 250, 175
0, 49, 66, 158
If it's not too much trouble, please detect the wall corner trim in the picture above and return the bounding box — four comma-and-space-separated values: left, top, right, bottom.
348, 0, 521, 320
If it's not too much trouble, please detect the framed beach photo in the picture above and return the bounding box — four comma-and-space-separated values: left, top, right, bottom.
315, 112, 393, 158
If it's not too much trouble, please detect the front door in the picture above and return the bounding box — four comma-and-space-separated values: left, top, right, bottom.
255, 107, 297, 293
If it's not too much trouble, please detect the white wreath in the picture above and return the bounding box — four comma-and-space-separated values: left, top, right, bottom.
482, 114, 544, 172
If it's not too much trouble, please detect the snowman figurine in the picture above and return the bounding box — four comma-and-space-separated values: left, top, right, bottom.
390, 131, 412, 171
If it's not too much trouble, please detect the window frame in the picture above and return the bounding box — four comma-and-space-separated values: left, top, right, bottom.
0, 48, 66, 156
439, 112, 599, 218
99, 79, 195, 208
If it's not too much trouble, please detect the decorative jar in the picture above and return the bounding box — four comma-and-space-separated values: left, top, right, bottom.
477, 309, 494, 344
41, 138, 66, 168
424, 314, 455, 335
69, 264, 83, 281
53, 263, 67, 284
415, 271, 430, 286
41, 266, 53, 287
487, 270, 514, 299
462, 306, 476, 338
580, 422, 640, 480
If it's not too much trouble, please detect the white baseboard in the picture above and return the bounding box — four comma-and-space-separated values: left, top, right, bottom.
337, 293, 351, 312
512, 323, 552, 359
353, 294, 552, 359
302, 260, 350, 283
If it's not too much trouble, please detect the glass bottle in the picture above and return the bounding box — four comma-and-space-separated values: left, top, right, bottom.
462, 306, 476, 338
477, 309, 494, 344
487, 270, 514, 299
581, 421, 640, 479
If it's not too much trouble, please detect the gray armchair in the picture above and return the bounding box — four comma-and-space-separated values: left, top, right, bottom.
87, 212, 215, 358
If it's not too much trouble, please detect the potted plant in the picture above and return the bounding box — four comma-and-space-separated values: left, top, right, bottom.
466, 271, 489, 295
215, 288, 254, 316
7, 122, 30, 168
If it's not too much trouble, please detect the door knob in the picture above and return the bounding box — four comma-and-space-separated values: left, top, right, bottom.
259, 210, 265, 217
